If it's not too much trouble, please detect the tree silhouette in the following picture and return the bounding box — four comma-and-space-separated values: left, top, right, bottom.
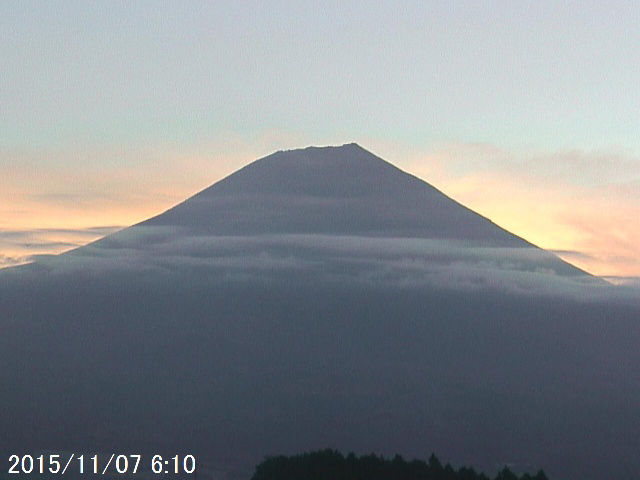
251, 450, 549, 480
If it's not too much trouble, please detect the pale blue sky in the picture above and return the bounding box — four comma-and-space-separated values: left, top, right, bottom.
1, 1, 639, 277
2, 0, 639, 153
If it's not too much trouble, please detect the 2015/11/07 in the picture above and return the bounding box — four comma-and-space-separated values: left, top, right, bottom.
8, 454, 197, 475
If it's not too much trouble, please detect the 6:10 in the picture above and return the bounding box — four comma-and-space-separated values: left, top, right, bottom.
152, 455, 196, 474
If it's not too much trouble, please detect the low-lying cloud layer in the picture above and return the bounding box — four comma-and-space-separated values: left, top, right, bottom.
16, 228, 637, 306
0, 226, 122, 268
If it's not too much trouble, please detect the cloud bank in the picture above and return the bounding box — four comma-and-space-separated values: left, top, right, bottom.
15, 229, 635, 307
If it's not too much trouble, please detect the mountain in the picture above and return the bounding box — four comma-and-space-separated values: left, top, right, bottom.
0, 144, 637, 480
82, 143, 592, 280
142, 143, 533, 242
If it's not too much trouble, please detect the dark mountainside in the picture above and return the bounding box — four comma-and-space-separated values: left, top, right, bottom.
1, 144, 638, 480
141, 143, 537, 242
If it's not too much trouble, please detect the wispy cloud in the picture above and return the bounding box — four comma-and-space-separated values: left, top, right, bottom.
0, 254, 28, 269
602, 276, 640, 287
0, 226, 124, 269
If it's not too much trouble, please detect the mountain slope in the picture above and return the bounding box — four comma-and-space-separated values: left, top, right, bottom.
143, 143, 531, 242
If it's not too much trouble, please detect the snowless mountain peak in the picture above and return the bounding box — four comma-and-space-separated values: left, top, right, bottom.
139, 143, 529, 245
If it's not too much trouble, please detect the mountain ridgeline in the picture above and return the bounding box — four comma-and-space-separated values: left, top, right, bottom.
0, 144, 638, 480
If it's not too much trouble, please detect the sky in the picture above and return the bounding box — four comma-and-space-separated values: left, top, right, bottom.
1, 0, 639, 280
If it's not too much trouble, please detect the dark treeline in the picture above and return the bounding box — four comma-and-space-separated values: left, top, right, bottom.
251, 449, 549, 480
